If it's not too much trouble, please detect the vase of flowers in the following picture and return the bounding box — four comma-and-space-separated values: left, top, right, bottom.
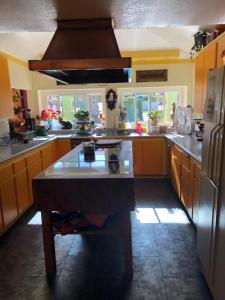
36, 109, 60, 130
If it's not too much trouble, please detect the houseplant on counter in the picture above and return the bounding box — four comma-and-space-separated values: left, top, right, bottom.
148, 111, 160, 133
74, 110, 94, 136
74, 110, 90, 121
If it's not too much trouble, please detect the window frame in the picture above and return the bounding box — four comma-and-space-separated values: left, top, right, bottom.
118, 86, 187, 125
38, 88, 106, 125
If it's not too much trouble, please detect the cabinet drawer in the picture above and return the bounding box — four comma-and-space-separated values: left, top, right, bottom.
25, 150, 41, 168
12, 158, 26, 175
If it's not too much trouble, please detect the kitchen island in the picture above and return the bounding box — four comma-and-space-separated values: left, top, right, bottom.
32, 140, 135, 279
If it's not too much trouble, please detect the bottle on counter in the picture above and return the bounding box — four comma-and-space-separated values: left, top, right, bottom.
26, 109, 31, 119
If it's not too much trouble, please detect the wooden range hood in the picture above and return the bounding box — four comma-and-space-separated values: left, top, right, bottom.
29, 18, 131, 84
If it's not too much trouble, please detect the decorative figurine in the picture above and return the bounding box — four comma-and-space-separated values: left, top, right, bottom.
106, 89, 117, 110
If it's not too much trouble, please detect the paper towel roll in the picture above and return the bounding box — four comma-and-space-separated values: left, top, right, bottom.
0, 118, 10, 137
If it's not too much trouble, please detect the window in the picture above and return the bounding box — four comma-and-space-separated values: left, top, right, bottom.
120, 87, 186, 127
43, 90, 104, 125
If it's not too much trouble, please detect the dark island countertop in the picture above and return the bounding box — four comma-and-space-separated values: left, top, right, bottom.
38, 140, 133, 179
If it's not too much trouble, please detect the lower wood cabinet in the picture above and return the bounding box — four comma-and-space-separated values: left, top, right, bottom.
171, 144, 201, 225
40, 141, 54, 170
181, 164, 192, 216
55, 138, 71, 160
133, 138, 168, 176
0, 139, 73, 235
26, 150, 42, 203
12, 158, 30, 214
192, 163, 201, 224
0, 164, 17, 227
0, 208, 3, 232
171, 145, 182, 197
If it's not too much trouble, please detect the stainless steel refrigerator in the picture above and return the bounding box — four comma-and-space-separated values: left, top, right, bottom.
197, 66, 225, 300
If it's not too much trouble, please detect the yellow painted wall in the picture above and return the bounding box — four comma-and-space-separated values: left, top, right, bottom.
8, 61, 32, 90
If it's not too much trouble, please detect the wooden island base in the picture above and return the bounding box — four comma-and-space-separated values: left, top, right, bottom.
41, 210, 133, 280
33, 142, 135, 281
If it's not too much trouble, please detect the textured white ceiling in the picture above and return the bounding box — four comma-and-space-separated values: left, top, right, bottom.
0, 26, 198, 60
0, 0, 223, 32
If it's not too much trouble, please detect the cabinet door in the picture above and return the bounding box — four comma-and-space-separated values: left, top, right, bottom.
171, 145, 182, 197
217, 34, 225, 68
142, 139, 165, 175
211, 171, 225, 300
194, 52, 204, 114
193, 178, 200, 225
0, 164, 17, 227
192, 163, 201, 225
181, 165, 192, 215
133, 140, 143, 175
55, 139, 71, 160
202, 43, 217, 106
13, 158, 30, 214
40, 142, 54, 170
26, 151, 42, 202
0, 207, 3, 233
0, 55, 13, 118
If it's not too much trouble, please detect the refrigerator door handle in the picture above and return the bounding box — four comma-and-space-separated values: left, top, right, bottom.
209, 123, 224, 185
207, 123, 220, 177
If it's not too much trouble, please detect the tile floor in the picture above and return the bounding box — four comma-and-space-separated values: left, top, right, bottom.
0, 179, 213, 300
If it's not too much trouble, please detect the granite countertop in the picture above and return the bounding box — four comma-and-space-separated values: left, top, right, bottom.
166, 133, 203, 163
0, 132, 203, 164
0, 135, 57, 164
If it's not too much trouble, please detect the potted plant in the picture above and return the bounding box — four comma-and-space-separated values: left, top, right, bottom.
74, 110, 90, 121
148, 111, 160, 126
190, 31, 209, 58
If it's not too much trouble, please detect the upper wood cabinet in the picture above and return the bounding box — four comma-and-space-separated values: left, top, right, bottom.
202, 43, 218, 103
194, 41, 217, 114
217, 34, 225, 67
194, 52, 204, 114
0, 56, 13, 118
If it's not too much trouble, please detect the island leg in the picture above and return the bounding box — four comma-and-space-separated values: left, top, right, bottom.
41, 211, 56, 278
122, 212, 133, 280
